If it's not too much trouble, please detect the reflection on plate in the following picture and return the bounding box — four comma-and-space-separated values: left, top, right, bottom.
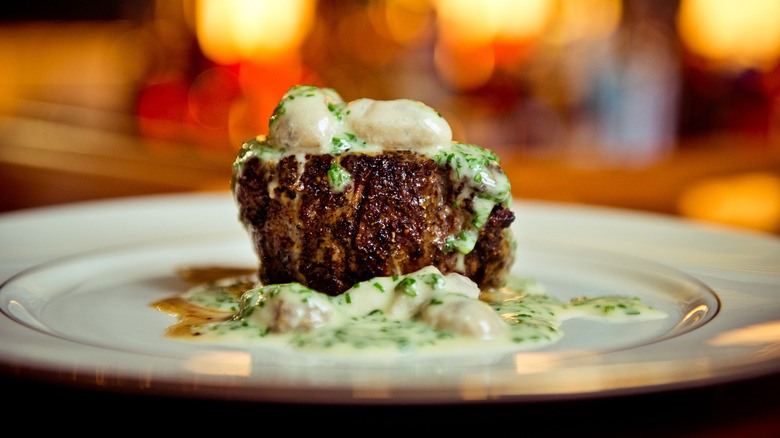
0, 193, 778, 404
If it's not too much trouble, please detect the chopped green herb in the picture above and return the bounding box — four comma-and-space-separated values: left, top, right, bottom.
422, 273, 445, 289
327, 162, 352, 191
395, 277, 418, 297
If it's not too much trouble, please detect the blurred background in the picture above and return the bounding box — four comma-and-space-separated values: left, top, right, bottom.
1, 0, 779, 234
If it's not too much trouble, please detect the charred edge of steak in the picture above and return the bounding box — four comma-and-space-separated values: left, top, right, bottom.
234, 151, 515, 296
462, 204, 515, 289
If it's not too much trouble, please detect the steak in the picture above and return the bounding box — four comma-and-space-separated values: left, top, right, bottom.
233, 149, 515, 296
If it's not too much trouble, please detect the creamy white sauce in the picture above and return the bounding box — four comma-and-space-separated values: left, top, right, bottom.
174, 267, 667, 358
267, 85, 451, 155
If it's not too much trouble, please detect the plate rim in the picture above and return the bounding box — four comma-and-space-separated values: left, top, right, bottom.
0, 192, 778, 404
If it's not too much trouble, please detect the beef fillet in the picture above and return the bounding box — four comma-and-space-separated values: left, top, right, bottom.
234, 150, 515, 296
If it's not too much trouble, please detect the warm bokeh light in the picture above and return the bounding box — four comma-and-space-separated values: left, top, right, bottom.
188, 66, 243, 130
3, 0, 780, 232
677, 0, 780, 71
678, 172, 780, 233
544, 0, 622, 46
193, 0, 315, 64
137, 0, 320, 147
382, 0, 434, 45
230, 55, 315, 141
435, 0, 554, 46
433, 0, 555, 89
0, 21, 147, 115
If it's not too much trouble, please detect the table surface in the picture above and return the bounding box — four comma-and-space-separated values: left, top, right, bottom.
1, 115, 780, 435
0, 371, 778, 435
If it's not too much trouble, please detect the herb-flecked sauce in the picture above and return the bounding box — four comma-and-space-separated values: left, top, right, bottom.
152, 266, 667, 358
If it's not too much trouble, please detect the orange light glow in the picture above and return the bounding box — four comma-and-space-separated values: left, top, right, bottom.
434, 42, 496, 90
433, 0, 554, 89
188, 66, 242, 130
435, 0, 554, 46
677, 0, 780, 71
381, 0, 434, 45
544, 0, 622, 46
193, 0, 315, 64
678, 172, 780, 233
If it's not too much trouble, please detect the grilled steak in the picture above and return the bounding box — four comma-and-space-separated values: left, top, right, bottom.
232, 85, 516, 296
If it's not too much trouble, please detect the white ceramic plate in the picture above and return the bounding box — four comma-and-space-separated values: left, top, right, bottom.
1, 192, 779, 404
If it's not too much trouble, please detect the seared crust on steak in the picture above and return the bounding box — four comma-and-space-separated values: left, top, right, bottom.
234, 151, 515, 296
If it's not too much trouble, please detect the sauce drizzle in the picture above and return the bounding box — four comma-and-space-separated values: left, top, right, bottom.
152, 266, 667, 357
